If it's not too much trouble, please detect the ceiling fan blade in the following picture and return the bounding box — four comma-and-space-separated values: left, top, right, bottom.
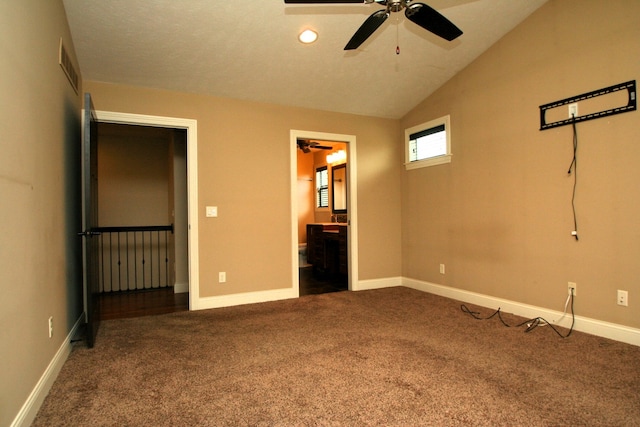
284, 0, 364, 3
404, 3, 463, 41
307, 140, 334, 150
344, 9, 389, 50
297, 141, 311, 153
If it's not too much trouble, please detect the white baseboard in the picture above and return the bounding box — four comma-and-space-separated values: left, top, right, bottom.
174, 282, 189, 294
191, 277, 402, 310
402, 277, 640, 347
354, 276, 402, 291
192, 287, 299, 311
189, 275, 639, 346
11, 315, 84, 427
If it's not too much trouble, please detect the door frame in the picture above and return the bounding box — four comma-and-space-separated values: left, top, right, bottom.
95, 110, 199, 309
290, 130, 359, 293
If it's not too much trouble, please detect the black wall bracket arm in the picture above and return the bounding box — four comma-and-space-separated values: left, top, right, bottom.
539, 80, 636, 130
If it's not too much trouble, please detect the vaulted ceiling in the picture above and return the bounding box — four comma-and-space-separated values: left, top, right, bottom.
63, 0, 547, 119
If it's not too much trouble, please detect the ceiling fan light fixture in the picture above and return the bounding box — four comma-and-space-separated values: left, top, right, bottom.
298, 29, 318, 44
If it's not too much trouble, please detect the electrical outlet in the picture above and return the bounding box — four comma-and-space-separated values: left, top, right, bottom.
439, 264, 445, 275
568, 282, 577, 296
617, 290, 628, 306
219, 272, 226, 283
568, 103, 578, 118
48, 316, 53, 338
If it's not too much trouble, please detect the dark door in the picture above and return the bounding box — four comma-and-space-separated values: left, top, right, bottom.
81, 93, 100, 348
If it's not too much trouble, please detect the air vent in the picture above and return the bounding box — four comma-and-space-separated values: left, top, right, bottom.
58, 37, 79, 94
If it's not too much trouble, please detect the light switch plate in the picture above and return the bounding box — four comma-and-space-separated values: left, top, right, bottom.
206, 206, 218, 217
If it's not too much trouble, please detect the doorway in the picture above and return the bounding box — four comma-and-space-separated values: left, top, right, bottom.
290, 130, 358, 296
94, 110, 200, 313
95, 123, 188, 318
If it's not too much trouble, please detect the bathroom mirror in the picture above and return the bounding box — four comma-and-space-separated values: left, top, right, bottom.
331, 164, 347, 214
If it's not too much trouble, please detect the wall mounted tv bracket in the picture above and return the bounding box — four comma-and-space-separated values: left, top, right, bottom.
539, 80, 636, 130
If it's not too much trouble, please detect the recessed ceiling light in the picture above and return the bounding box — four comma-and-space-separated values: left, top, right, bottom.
298, 29, 318, 44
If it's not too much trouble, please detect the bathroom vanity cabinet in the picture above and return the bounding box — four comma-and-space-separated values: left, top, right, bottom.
306, 223, 348, 276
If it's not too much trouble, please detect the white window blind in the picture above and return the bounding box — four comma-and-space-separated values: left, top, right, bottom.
316, 167, 328, 208
405, 115, 451, 170
409, 124, 446, 162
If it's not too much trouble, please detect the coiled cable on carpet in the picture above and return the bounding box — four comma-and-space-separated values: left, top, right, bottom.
460, 288, 575, 338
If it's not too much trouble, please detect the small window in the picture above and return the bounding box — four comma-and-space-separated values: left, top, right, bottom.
405, 115, 451, 170
315, 166, 328, 208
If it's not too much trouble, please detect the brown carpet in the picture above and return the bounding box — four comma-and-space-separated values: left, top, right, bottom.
34, 287, 640, 426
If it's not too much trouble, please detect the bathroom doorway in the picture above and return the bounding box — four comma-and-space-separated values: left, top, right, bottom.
290, 130, 359, 296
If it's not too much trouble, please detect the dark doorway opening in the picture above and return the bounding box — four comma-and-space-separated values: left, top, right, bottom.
296, 138, 350, 297
299, 267, 347, 296
96, 122, 189, 319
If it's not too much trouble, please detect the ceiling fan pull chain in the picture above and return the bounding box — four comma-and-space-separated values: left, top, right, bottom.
396, 13, 400, 55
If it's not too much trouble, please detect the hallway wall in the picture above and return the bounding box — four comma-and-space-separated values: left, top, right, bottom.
97, 123, 172, 227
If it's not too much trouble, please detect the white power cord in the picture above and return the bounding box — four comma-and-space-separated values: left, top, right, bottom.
527, 293, 572, 328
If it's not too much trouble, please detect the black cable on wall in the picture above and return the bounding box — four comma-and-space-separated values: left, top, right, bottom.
568, 116, 579, 241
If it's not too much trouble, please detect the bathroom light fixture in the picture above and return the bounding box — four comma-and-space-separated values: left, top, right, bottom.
298, 29, 318, 44
327, 150, 346, 165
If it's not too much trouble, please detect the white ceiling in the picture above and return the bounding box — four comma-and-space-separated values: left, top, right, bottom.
62, 0, 547, 119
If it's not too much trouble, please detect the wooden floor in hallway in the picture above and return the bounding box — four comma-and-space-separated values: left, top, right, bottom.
98, 269, 347, 321
99, 287, 189, 320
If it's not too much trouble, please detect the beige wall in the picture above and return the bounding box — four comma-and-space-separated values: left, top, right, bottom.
0, 0, 83, 425
84, 81, 403, 296
401, 0, 640, 329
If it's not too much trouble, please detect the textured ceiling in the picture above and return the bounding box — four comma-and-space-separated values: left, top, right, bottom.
62, 0, 547, 119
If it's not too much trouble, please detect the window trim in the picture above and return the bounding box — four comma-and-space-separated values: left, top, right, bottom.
404, 115, 452, 170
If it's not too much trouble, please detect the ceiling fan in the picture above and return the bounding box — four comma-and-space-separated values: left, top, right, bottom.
284, 0, 463, 50
297, 139, 333, 153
